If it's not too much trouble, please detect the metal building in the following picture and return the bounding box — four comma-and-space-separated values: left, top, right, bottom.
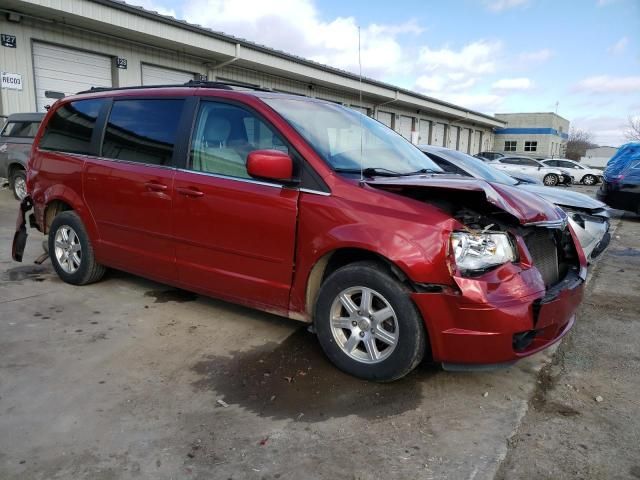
0, 0, 504, 153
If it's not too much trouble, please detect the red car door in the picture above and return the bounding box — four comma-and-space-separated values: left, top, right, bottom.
83, 98, 185, 282
173, 100, 299, 311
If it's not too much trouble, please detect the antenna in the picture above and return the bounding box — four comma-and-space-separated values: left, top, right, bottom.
358, 26, 364, 185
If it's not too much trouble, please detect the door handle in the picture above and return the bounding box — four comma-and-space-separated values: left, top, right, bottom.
144, 181, 168, 192
176, 187, 204, 198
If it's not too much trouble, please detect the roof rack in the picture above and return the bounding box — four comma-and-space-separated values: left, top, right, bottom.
76, 80, 272, 95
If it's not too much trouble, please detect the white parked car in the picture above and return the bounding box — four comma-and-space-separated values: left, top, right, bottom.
488, 156, 572, 186
540, 158, 603, 185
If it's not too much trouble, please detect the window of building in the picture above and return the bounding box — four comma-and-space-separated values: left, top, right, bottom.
190, 101, 289, 179
39, 99, 106, 154
524, 141, 538, 152
102, 99, 184, 166
504, 140, 516, 152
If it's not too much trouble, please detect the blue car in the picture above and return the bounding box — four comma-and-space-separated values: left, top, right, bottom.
597, 143, 640, 214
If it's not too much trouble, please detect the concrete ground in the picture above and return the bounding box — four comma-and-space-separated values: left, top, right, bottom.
0, 184, 637, 480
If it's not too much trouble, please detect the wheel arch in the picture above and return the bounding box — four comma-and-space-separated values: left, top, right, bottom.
302, 247, 416, 323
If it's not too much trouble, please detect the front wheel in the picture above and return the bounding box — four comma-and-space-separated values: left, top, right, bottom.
582, 174, 597, 185
10, 169, 27, 201
314, 261, 427, 381
49, 211, 106, 285
543, 174, 559, 186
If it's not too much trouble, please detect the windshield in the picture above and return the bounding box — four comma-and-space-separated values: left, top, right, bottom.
262, 98, 442, 175
431, 149, 518, 186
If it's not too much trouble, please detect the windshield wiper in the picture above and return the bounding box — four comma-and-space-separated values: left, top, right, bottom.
334, 167, 441, 177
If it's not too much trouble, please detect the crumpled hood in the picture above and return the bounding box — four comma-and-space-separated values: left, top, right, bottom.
366, 176, 565, 225
519, 184, 607, 211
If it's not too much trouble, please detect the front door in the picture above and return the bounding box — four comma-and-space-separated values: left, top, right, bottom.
173, 100, 299, 310
84, 98, 186, 282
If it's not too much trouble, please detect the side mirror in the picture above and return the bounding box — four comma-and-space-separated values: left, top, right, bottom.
45, 90, 65, 100
247, 149, 294, 182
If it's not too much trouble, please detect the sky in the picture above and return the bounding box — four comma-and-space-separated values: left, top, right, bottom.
133, 0, 639, 146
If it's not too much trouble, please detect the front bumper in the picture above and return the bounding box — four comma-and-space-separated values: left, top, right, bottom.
412, 267, 584, 367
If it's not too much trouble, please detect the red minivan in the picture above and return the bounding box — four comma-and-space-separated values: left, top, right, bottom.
12, 83, 587, 381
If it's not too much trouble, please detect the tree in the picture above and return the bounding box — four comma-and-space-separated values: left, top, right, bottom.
624, 116, 640, 142
565, 128, 598, 161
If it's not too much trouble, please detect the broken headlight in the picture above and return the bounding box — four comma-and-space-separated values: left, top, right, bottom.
450, 231, 516, 273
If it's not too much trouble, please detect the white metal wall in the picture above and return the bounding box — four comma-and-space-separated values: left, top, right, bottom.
141, 64, 194, 85
32, 42, 112, 112
448, 126, 459, 150
459, 129, 470, 153
432, 123, 445, 146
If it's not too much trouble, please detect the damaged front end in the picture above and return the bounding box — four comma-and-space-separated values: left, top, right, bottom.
366, 176, 587, 369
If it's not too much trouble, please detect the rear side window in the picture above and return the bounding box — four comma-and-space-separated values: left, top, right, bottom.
102, 99, 184, 166
1, 121, 41, 138
39, 99, 105, 154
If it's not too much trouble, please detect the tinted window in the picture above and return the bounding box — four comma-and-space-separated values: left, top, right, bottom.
40, 99, 105, 154
501, 158, 521, 165
520, 158, 539, 166
189, 101, 288, 179
1, 121, 41, 138
102, 99, 184, 166
545, 160, 560, 167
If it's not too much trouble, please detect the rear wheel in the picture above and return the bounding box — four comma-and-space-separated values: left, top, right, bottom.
314, 261, 427, 381
543, 174, 559, 186
582, 174, 597, 185
9, 168, 27, 201
49, 211, 105, 285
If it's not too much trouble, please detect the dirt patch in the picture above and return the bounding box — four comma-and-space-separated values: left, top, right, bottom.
191, 327, 435, 422
144, 289, 198, 303
2, 265, 51, 282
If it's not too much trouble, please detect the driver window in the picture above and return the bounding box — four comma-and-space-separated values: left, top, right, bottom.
190, 101, 288, 178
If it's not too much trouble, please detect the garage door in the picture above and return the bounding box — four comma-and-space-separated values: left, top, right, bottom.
418, 120, 430, 145
432, 123, 445, 146
33, 42, 112, 112
398, 116, 413, 141
459, 129, 470, 153
471, 130, 482, 154
141, 64, 194, 86
377, 111, 393, 129
448, 126, 459, 150
350, 105, 369, 116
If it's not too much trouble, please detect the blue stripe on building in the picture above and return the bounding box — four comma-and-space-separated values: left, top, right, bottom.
494, 127, 569, 139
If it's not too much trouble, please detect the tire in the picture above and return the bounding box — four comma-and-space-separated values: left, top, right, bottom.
9, 168, 27, 201
314, 261, 427, 381
543, 174, 559, 186
582, 174, 597, 186
49, 211, 106, 285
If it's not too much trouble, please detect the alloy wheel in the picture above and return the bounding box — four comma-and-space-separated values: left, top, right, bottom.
14, 176, 27, 200
329, 286, 399, 364
54, 225, 82, 274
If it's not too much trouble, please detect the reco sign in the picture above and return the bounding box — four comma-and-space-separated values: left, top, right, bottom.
1, 72, 23, 90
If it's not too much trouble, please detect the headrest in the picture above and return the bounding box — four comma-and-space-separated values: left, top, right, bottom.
204, 115, 231, 144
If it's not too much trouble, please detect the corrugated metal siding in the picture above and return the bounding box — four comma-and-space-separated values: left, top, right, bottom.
33, 42, 112, 111
141, 63, 194, 85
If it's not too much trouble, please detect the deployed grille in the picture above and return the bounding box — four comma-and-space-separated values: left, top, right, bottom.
524, 229, 560, 287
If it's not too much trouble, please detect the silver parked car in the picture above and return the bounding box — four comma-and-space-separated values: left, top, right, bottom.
488, 155, 572, 186
0, 113, 45, 200
419, 145, 611, 262
541, 158, 603, 185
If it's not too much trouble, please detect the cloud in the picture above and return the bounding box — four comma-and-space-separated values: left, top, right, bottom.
572, 75, 640, 94
571, 115, 628, 146
435, 93, 504, 112
484, 0, 529, 12
128, 0, 177, 17
518, 48, 554, 64
418, 40, 500, 74
608, 36, 628, 55
180, 0, 423, 79
492, 77, 533, 90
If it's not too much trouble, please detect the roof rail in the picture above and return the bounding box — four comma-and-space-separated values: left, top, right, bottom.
76, 80, 272, 95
